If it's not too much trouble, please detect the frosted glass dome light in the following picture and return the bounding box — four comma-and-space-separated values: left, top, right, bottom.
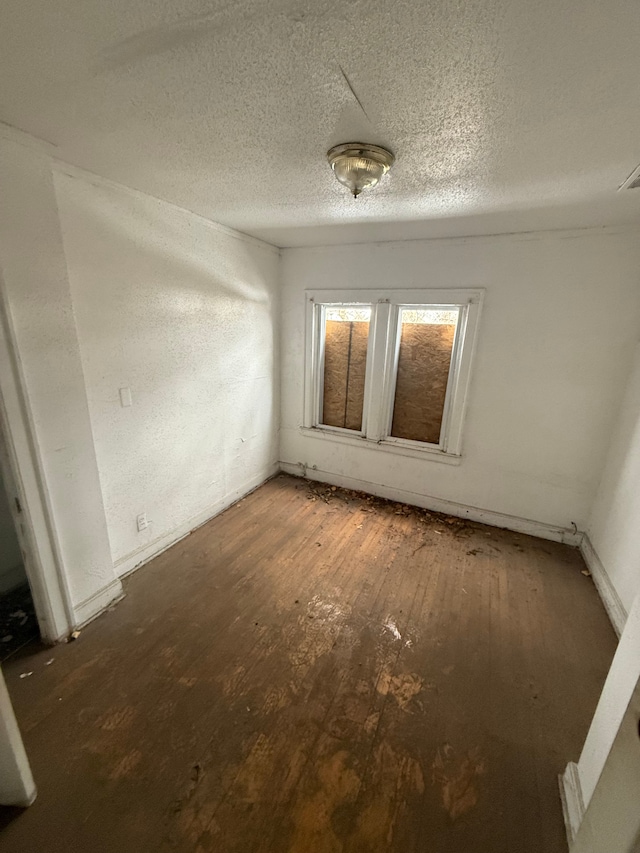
327, 143, 395, 198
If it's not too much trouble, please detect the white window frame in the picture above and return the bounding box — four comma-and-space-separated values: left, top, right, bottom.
303, 288, 483, 463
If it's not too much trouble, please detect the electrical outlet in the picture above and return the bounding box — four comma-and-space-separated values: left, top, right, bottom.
136, 513, 148, 532
119, 387, 132, 407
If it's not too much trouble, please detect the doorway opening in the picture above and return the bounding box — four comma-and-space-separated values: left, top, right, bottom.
0, 289, 73, 649
0, 459, 39, 661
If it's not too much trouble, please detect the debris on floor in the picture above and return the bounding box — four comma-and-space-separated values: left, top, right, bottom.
0, 473, 616, 853
303, 479, 478, 536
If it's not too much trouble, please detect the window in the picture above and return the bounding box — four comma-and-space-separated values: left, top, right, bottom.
304, 289, 483, 460
322, 307, 371, 431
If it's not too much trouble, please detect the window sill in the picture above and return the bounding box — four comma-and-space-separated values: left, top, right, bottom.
299, 426, 463, 466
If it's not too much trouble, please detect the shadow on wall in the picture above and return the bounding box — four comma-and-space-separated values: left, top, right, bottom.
51, 170, 279, 566
0, 467, 38, 661
54, 169, 278, 413
55, 171, 273, 303
0, 468, 26, 596
587, 347, 640, 614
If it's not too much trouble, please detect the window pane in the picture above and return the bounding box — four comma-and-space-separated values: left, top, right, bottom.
322, 307, 371, 430
390, 308, 459, 444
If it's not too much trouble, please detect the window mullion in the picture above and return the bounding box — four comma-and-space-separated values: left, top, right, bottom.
314, 304, 327, 427
303, 298, 317, 428
362, 301, 392, 441
380, 303, 402, 440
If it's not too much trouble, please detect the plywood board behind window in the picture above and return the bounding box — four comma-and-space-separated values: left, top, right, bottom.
323, 320, 369, 430
391, 323, 456, 443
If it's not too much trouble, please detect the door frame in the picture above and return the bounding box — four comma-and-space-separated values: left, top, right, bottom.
0, 273, 73, 643
0, 665, 36, 806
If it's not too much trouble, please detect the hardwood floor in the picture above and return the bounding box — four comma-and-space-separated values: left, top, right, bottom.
1, 474, 616, 852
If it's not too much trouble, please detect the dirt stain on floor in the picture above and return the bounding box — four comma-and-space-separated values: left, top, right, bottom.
376, 669, 423, 710
288, 749, 361, 853
353, 740, 425, 849
109, 748, 143, 781
97, 705, 136, 731
431, 743, 485, 820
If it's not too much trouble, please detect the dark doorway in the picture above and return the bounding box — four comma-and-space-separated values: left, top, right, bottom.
0, 465, 38, 661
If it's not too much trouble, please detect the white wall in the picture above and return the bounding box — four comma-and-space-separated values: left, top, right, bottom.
571, 672, 640, 853
0, 139, 122, 628
562, 310, 640, 850
0, 466, 25, 593
54, 171, 280, 574
586, 347, 640, 617
281, 228, 640, 531
562, 592, 640, 851
0, 666, 35, 806
576, 590, 640, 807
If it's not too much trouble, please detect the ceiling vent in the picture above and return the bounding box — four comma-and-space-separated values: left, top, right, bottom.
619, 163, 640, 190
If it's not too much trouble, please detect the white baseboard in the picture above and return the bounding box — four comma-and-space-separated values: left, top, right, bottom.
113, 464, 279, 580
279, 462, 583, 546
0, 562, 28, 594
579, 535, 627, 638
559, 761, 585, 846
72, 577, 124, 629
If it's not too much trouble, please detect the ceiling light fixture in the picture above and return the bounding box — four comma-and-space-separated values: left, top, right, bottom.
327, 143, 395, 198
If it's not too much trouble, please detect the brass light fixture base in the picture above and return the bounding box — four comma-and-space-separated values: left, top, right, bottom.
327, 142, 395, 197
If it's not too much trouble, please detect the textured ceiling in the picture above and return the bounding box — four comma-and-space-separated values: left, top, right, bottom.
1, 0, 640, 247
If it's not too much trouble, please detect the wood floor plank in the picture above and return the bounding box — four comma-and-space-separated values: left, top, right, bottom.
1, 474, 616, 853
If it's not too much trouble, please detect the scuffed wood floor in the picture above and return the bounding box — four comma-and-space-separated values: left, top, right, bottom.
1, 474, 616, 853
